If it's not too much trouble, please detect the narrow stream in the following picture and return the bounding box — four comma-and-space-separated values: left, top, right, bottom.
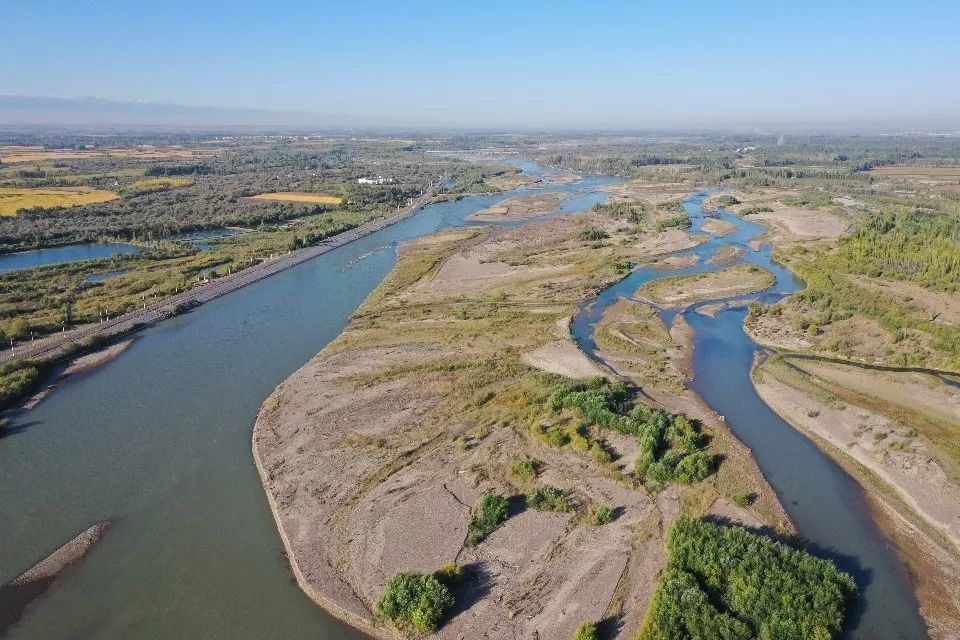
570, 193, 929, 639
0, 164, 616, 639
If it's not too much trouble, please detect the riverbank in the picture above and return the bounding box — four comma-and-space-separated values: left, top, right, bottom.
0, 179, 445, 412
253, 211, 792, 638
752, 356, 960, 636
735, 201, 960, 636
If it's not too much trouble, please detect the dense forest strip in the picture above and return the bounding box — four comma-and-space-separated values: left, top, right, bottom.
0, 178, 444, 369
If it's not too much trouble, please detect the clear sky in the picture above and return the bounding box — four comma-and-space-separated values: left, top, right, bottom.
3, 0, 959, 129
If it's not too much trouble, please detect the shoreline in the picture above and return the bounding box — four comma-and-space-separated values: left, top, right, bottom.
251, 208, 795, 638
749, 366, 960, 636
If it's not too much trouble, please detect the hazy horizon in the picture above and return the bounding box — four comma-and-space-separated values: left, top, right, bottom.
4, 0, 959, 131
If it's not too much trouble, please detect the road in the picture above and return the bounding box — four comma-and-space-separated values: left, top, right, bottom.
0, 178, 445, 367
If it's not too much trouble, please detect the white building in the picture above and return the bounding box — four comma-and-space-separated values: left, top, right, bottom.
358, 176, 391, 185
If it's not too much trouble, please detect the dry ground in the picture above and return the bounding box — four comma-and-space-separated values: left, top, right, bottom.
639, 264, 776, 308
253, 212, 789, 639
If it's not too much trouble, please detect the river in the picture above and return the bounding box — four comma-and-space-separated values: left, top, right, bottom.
570, 192, 929, 639
0, 165, 615, 639
0, 169, 927, 639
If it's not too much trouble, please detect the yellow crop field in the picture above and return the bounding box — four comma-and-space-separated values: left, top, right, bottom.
250, 192, 343, 205
870, 165, 960, 178
0, 145, 213, 164
0, 188, 119, 216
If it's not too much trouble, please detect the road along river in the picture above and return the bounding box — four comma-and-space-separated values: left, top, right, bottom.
571, 192, 929, 639
0, 164, 615, 639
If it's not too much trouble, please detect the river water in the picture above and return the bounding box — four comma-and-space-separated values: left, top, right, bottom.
0, 244, 139, 273
570, 193, 929, 639
0, 170, 927, 639
0, 165, 615, 639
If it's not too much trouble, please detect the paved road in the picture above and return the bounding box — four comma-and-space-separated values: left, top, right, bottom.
0, 179, 445, 367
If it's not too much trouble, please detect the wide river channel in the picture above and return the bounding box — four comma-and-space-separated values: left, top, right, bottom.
0, 162, 928, 639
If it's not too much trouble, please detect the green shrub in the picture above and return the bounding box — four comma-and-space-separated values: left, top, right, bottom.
591, 505, 616, 526
567, 425, 590, 451
638, 517, 857, 640
434, 563, 463, 587
671, 451, 716, 485
466, 492, 510, 546
741, 205, 773, 215
590, 441, 612, 464
731, 492, 756, 508
579, 227, 609, 241
573, 621, 599, 640
535, 424, 570, 448
551, 377, 717, 490
509, 459, 537, 481
377, 571, 455, 634
715, 195, 741, 207
654, 214, 692, 231
526, 486, 571, 512
0, 360, 42, 410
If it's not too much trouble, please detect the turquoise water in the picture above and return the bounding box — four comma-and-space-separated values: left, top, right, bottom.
0, 165, 616, 639
570, 193, 929, 639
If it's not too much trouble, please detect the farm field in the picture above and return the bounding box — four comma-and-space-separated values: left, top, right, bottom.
0, 145, 211, 164
0, 187, 119, 216
249, 192, 344, 205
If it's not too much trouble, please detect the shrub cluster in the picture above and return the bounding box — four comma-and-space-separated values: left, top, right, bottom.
525, 486, 571, 512
466, 492, 509, 546
654, 214, 692, 231
591, 505, 616, 526
377, 571, 455, 634
509, 459, 537, 481
574, 621, 599, 640
639, 517, 857, 640
550, 378, 715, 489
579, 227, 609, 241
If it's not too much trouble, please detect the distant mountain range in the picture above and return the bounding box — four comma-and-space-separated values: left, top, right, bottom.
0, 95, 378, 130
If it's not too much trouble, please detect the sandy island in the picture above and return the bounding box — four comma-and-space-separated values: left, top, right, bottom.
468, 192, 566, 222
253, 212, 790, 639
639, 264, 776, 308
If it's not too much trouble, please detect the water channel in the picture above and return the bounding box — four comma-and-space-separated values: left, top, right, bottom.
0, 170, 927, 639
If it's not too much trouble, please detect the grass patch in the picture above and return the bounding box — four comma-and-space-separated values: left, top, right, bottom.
466, 491, 510, 546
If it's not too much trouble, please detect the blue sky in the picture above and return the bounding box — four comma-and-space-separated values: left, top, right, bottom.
3, 0, 959, 129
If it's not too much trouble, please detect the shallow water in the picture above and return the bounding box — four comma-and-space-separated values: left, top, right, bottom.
0, 163, 617, 639
0, 244, 139, 273
570, 193, 929, 639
